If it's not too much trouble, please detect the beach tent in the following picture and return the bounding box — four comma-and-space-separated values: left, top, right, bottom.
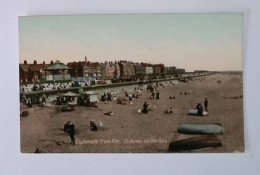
84, 91, 98, 102
58, 91, 79, 105
77, 91, 99, 107
60, 91, 79, 97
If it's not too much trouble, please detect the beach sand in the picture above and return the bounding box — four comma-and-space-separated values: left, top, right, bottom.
20, 73, 244, 153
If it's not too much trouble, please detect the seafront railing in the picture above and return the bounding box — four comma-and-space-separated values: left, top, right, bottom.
20, 73, 210, 98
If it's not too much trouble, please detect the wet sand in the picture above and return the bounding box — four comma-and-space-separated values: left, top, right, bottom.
20, 73, 244, 153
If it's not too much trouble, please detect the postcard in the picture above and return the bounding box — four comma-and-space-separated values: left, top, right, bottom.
19, 14, 243, 153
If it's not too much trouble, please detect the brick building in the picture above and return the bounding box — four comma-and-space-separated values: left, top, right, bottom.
19, 60, 48, 83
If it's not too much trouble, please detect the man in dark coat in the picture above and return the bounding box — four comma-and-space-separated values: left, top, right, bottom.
68, 121, 75, 145
152, 92, 155, 99
142, 101, 148, 114
204, 98, 208, 112
64, 121, 70, 133
90, 120, 98, 131
156, 90, 160, 99
107, 92, 112, 101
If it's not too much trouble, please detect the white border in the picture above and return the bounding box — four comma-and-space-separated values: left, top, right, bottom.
1, 0, 260, 175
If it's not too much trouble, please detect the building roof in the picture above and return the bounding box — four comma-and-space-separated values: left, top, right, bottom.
46, 60, 71, 70
20, 64, 30, 72
20, 63, 49, 72
68, 61, 100, 68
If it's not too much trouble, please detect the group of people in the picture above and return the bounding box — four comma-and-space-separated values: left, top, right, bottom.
150, 90, 160, 99
63, 119, 104, 145
165, 107, 173, 114
180, 90, 192, 95
142, 101, 155, 114
101, 92, 113, 102
196, 98, 208, 116
90, 120, 103, 131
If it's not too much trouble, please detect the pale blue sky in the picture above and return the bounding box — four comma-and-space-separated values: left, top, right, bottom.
19, 14, 242, 71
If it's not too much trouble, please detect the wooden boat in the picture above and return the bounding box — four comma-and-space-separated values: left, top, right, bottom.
178, 123, 225, 135
169, 135, 222, 152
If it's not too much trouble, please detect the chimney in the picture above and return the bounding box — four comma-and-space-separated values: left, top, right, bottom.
34, 60, 37, 65
24, 60, 27, 65
50, 60, 54, 65
85, 56, 87, 62
43, 61, 45, 65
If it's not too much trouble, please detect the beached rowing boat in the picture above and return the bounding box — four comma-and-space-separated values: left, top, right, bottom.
178, 123, 225, 135
169, 135, 222, 152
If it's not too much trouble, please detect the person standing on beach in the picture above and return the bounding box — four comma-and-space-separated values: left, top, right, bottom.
107, 92, 112, 101
152, 92, 155, 99
68, 121, 75, 145
142, 101, 149, 114
129, 96, 133, 104
204, 98, 208, 112
156, 90, 160, 99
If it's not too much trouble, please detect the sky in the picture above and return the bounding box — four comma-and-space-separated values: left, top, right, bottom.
19, 14, 243, 72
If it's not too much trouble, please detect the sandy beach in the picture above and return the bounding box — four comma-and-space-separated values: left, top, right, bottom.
20, 73, 244, 153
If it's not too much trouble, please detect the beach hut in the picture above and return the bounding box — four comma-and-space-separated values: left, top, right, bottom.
77, 91, 98, 107
60, 91, 79, 105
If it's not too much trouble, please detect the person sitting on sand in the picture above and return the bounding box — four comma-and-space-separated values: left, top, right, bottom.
169, 96, 176, 99
99, 121, 104, 128
104, 111, 114, 116
107, 92, 112, 101
129, 96, 133, 104
196, 103, 203, 116
137, 108, 142, 114
132, 94, 139, 99
34, 148, 42, 153
165, 107, 173, 114
117, 96, 122, 104
121, 97, 126, 105
90, 120, 98, 131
